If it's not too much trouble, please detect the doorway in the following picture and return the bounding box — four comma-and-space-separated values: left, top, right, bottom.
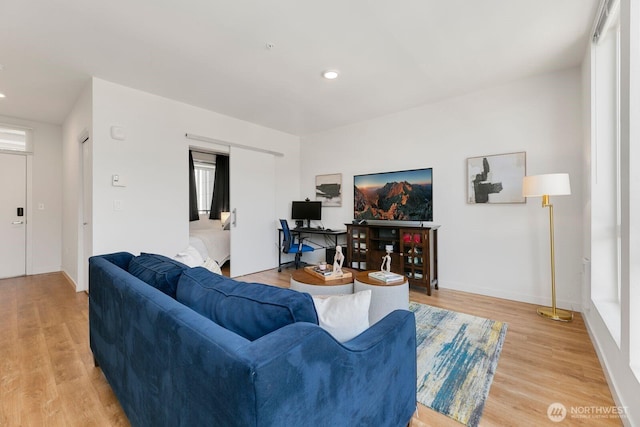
0, 153, 27, 278
187, 144, 277, 277
80, 132, 91, 292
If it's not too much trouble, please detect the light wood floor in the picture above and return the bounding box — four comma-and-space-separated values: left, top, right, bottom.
0, 269, 621, 426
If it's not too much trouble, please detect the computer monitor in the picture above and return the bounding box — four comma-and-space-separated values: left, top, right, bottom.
291, 201, 322, 228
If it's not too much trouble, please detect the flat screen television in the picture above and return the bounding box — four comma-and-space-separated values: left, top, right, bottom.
354, 167, 433, 222
291, 200, 322, 228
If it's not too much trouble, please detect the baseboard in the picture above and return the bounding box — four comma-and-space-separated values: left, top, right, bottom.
61, 270, 79, 291
439, 280, 583, 312
30, 265, 64, 275
582, 306, 636, 427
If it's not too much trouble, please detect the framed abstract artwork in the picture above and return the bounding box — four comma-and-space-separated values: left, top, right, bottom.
315, 173, 342, 207
467, 152, 526, 204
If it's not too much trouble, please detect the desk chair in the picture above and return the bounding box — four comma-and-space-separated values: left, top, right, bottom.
279, 219, 314, 272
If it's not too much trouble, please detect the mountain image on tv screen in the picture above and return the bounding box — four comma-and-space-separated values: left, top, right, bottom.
354, 168, 433, 222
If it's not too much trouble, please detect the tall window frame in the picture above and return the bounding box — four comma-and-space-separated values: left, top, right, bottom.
591, 0, 622, 344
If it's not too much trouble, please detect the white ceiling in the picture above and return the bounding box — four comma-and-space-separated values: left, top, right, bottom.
0, 0, 599, 136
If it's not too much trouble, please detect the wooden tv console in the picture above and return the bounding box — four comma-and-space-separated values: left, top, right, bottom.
345, 223, 439, 295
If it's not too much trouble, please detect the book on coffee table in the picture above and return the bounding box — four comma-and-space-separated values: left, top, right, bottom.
368, 271, 405, 283
304, 266, 352, 281
311, 265, 334, 276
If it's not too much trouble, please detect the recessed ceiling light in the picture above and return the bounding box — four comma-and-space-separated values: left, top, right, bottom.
322, 70, 339, 80
0, 93, 5, 98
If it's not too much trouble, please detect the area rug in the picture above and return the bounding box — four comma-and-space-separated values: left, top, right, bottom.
409, 302, 507, 427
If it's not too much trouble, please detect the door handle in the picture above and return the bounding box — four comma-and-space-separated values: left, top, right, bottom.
11, 221, 24, 225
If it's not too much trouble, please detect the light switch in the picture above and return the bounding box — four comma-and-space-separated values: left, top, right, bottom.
114, 200, 123, 211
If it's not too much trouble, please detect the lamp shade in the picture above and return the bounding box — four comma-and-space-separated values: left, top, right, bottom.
220, 211, 231, 225
522, 173, 571, 197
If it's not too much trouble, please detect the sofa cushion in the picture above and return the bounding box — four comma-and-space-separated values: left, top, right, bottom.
128, 253, 189, 298
176, 267, 318, 341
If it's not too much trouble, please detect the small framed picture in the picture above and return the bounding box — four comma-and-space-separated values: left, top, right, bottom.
316, 173, 342, 207
467, 152, 526, 204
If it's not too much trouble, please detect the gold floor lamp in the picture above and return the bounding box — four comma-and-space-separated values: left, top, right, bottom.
522, 173, 573, 322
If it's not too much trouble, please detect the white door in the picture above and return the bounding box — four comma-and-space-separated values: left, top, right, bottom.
0, 153, 26, 278
229, 147, 276, 277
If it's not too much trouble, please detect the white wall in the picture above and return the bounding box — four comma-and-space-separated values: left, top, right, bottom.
62, 81, 92, 288
0, 115, 62, 275
301, 68, 584, 309
88, 78, 300, 265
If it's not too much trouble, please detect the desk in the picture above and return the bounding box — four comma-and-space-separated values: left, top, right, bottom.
278, 228, 347, 272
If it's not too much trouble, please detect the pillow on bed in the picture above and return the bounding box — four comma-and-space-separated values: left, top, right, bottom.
189, 216, 223, 231
203, 257, 222, 275
173, 246, 204, 267
174, 246, 222, 274
188, 237, 209, 260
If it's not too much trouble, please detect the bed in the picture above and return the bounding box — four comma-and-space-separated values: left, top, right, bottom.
189, 215, 231, 266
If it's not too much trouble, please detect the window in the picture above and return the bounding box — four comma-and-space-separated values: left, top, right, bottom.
0, 126, 30, 152
191, 151, 217, 214
591, 0, 621, 344
194, 161, 215, 214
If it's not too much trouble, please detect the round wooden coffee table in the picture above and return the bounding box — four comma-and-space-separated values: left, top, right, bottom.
289, 267, 356, 295
354, 271, 409, 325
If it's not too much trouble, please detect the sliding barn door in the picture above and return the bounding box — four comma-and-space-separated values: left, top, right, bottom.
229, 147, 276, 277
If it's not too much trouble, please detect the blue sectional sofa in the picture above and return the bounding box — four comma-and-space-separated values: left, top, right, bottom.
89, 252, 417, 427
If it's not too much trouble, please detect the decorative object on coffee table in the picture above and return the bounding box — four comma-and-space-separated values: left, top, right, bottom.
332, 245, 344, 276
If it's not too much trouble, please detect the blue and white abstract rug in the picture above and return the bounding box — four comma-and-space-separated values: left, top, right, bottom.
410, 302, 508, 427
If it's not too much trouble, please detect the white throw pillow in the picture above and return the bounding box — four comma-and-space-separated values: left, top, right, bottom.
173, 245, 204, 267
312, 290, 371, 343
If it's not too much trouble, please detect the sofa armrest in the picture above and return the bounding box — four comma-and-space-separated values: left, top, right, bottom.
90, 252, 134, 273
243, 310, 417, 427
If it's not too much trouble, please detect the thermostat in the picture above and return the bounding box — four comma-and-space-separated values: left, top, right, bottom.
110, 126, 126, 141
